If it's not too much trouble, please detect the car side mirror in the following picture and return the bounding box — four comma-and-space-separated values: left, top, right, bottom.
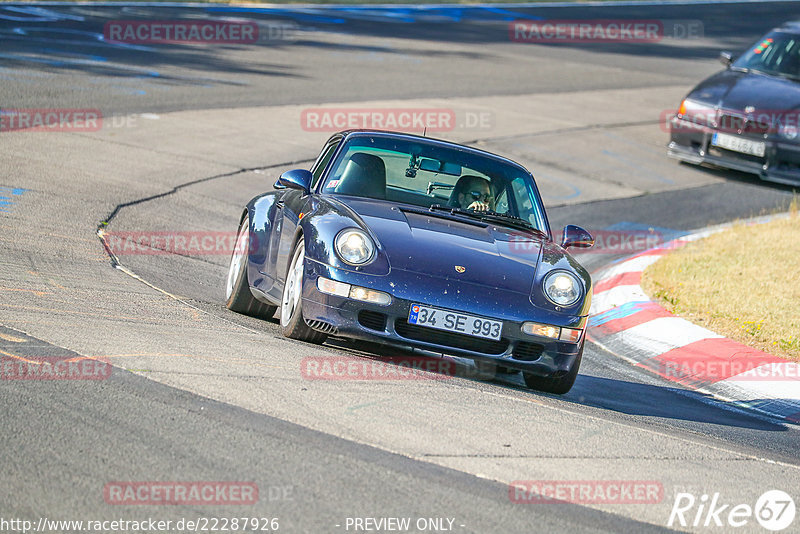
562, 225, 594, 249
275, 169, 312, 194
719, 51, 733, 68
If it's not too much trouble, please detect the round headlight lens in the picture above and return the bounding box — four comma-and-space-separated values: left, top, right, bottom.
543, 271, 581, 306
335, 229, 375, 265
778, 123, 799, 140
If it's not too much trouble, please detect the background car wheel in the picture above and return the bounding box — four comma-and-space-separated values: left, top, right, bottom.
280, 239, 328, 344
225, 214, 277, 319
523, 346, 583, 395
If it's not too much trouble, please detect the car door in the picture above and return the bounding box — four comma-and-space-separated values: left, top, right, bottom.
272, 136, 342, 292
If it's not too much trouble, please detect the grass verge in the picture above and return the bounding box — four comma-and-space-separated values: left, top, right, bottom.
641, 200, 800, 361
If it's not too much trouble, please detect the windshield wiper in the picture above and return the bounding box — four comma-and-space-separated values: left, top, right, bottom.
428, 205, 547, 237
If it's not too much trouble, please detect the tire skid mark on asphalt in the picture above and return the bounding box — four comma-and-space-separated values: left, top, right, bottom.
420, 453, 723, 460
26, 270, 67, 291
467, 119, 661, 145
472, 385, 800, 469
91, 351, 294, 372
0, 346, 99, 366
93, 158, 315, 338
0, 286, 49, 297
0, 332, 26, 343
0, 302, 142, 321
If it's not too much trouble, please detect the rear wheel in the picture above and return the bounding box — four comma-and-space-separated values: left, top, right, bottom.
280, 239, 327, 344
523, 346, 582, 395
225, 214, 277, 319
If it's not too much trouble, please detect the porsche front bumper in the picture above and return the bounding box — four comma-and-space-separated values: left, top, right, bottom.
300, 259, 586, 378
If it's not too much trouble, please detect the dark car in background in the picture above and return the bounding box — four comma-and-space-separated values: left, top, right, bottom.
668, 21, 800, 185
225, 130, 595, 394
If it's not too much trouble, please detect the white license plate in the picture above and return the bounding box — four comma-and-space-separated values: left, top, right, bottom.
711, 132, 766, 157
408, 304, 502, 341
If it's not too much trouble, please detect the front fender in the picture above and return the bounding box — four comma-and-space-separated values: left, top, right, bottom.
529, 242, 592, 317
299, 196, 390, 276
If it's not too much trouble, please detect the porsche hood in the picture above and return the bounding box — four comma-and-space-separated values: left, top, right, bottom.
329, 197, 547, 294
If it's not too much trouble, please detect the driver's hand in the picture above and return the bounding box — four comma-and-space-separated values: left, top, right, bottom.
467, 201, 489, 212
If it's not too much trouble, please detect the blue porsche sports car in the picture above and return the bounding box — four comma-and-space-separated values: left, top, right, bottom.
226, 130, 594, 394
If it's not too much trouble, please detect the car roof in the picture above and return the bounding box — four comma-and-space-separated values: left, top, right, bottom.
337, 129, 531, 174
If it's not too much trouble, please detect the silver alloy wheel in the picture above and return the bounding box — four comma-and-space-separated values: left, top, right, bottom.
226, 220, 249, 300
281, 245, 304, 328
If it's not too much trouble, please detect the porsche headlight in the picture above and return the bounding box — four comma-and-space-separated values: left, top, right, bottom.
335, 228, 375, 265
543, 271, 581, 307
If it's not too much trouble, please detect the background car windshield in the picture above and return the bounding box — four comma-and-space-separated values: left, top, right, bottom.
321, 136, 547, 231
734, 31, 800, 79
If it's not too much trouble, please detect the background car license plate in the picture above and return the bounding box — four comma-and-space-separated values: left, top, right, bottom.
711, 132, 766, 157
408, 304, 502, 340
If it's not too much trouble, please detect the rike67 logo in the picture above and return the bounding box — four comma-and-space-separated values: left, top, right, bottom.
669, 490, 795, 531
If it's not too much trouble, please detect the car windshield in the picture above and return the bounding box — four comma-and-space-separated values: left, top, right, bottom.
733, 30, 800, 80
320, 135, 548, 232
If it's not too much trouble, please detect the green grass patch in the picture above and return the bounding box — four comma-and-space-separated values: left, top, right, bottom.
641, 201, 800, 361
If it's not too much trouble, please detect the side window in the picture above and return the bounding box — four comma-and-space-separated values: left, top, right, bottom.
509, 177, 539, 226
494, 188, 509, 215
311, 141, 340, 187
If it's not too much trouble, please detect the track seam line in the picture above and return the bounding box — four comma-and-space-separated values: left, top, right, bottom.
95, 158, 313, 335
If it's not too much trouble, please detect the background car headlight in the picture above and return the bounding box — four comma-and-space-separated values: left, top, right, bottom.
676, 98, 715, 127
543, 271, 581, 306
335, 229, 375, 265
778, 123, 799, 140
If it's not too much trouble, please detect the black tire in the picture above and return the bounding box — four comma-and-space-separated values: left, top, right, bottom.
225, 214, 278, 319
523, 346, 582, 395
280, 239, 327, 344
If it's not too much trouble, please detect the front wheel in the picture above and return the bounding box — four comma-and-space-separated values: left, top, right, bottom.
523, 346, 582, 395
225, 214, 277, 319
280, 239, 327, 344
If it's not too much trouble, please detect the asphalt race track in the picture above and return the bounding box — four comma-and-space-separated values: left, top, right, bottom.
1, 2, 800, 533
